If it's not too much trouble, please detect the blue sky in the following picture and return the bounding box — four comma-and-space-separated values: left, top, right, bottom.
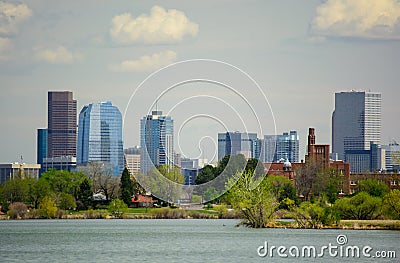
1, 0, 399, 163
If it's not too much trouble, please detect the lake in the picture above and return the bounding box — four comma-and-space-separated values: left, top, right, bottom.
0, 219, 398, 262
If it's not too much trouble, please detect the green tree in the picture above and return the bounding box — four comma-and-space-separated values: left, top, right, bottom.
195, 165, 217, 185
26, 178, 51, 209
54, 193, 76, 210
41, 169, 87, 199
203, 187, 219, 203
107, 198, 128, 218
358, 179, 389, 198
333, 192, 382, 220
146, 165, 185, 204
383, 189, 400, 219
265, 175, 298, 209
120, 167, 133, 206
225, 172, 277, 228
77, 178, 93, 210
3, 178, 29, 204
39, 196, 58, 219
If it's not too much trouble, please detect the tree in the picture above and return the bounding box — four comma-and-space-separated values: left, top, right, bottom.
54, 192, 76, 210
225, 172, 277, 228
333, 192, 382, 220
195, 165, 217, 185
39, 196, 58, 219
203, 187, 219, 203
146, 165, 185, 204
107, 198, 128, 218
83, 162, 120, 200
41, 169, 86, 199
383, 189, 400, 219
358, 179, 389, 198
265, 175, 298, 207
3, 178, 29, 204
120, 168, 133, 206
27, 178, 51, 209
245, 158, 265, 177
295, 160, 321, 201
77, 178, 93, 210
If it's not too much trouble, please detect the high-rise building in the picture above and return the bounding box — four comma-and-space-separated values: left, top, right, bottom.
332, 90, 381, 160
262, 131, 299, 163
382, 142, 400, 172
124, 146, 141, 175
140, 111, 174, 173
77, 101, 124, 175
47, 91, 77, 158
217, 132, 259, 160
37, 128, 48, 174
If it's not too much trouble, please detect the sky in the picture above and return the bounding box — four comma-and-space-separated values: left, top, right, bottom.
0, 0, 399, 164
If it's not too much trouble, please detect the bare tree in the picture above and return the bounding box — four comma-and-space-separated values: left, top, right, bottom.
295, 159, 321, 201
80, 162, 120, 200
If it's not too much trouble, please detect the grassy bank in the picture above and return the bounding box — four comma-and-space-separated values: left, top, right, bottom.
270, 219, 400, 230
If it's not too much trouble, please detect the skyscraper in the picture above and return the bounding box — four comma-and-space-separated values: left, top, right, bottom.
332, 91, 381, 160
217, 132, 259, 160
77, 101, 124, 175
47, 91, 77, 158
140, 111, 174, 173
37, 128, 47, 174
262, 131, 299, 163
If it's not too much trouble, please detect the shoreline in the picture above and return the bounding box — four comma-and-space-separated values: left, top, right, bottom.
1, 215, 399, 230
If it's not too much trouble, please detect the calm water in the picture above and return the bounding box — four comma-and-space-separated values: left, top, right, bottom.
0, 219, 399, 262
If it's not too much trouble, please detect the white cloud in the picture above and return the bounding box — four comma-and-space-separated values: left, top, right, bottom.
0, 1, 32, 35
110, 5, 198, 44
311, 0, 400, 39
109, 50, 177, 72
34, 46, 81, 64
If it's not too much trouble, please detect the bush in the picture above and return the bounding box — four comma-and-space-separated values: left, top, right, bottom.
107, 199, 128, 218
7, 202, 28, 219
39, 196, 57, 219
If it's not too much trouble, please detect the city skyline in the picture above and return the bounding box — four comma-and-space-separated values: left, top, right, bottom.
1, 1, 399, 163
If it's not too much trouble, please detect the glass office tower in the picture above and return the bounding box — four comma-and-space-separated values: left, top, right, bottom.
77, 102, 124, 175
140, 111, 174, 174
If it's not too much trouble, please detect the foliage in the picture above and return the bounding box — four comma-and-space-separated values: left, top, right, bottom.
82, 162, 120, 200
265, 175, 298, 209
3, 178, 29, 203
120, 167, 134, 206
358, 179, 389, 198
27, 178, 51, 209
39, 196, 58, 219
195, 165, 217, 185
213, 204, 228, 218
225, 171, 277, 228
145, 165, 185, 204
292, 199, 339, 229
333, 192, 382, 220
107, 198, 128, 218
41, 169, 86, 199
52, 192, 76, 210
383, 189, 400, 219
7, 202, 28, 219
203, 187, 220, 203
77, 178, 93, 210
191, 195, 202, 203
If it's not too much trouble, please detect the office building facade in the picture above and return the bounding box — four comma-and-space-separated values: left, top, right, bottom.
47, 91, 77, 158
0, 163, 41, 184
218, 132, 259, 161
124, 147, 141, 175
332, 91, 381, 160
262, 131, 299, 163
140, 111, 174, 173
37, 128, 48, 174
77, 101, 124, 175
